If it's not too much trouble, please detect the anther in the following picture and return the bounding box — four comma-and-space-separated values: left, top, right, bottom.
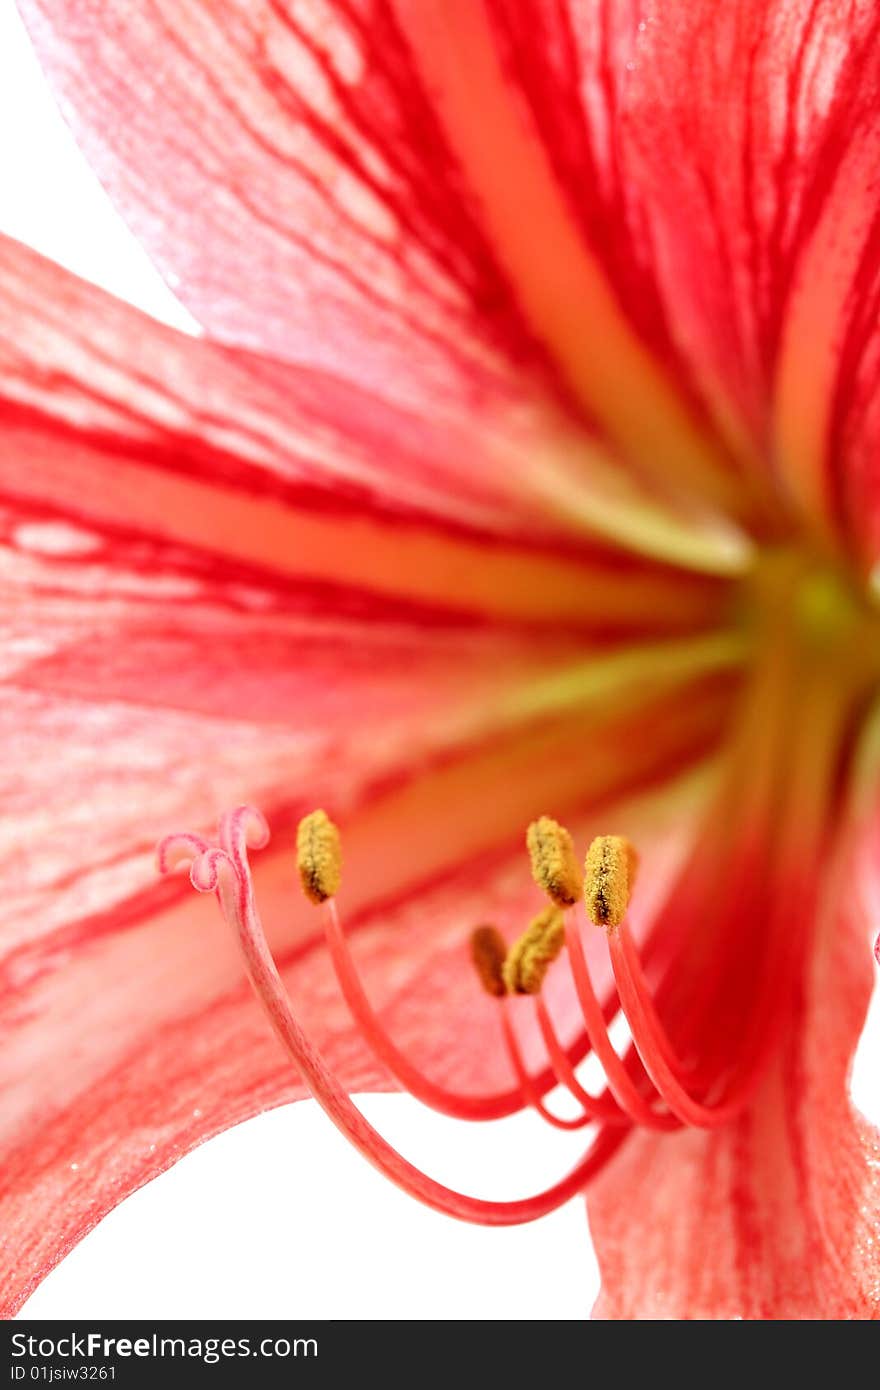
526, 816, 582, 907
584, 835, 637, 928
470, 925, 508, 998
503, 905, 565, 994
296, 809, 342, 903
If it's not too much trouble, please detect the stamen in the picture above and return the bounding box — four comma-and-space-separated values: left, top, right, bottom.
158, 808, 627, 1226
163, 802, 770, 1228
502, 905, 565, 994
584, 835, 637, 928
296, 809, 342, 903
469, 925, 507, 998
526, 815, 582, 907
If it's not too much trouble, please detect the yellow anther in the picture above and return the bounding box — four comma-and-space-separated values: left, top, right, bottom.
296, 809, 342, 903
584, 835, 637, 929
502, 905, 565, 995
469, 925, 507, 999
526, 815, 582, 907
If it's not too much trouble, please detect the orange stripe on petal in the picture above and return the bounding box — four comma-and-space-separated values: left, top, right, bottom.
0, 234, 729, 630
1, 431, 724, 628
773, 141, 875, 536
393, 0, 732, 508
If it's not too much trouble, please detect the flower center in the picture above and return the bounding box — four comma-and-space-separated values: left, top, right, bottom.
743, 544, 880, 673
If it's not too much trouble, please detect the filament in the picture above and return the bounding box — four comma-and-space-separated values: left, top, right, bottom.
533, 995, 629, 1124
499, 1002, 594, 1131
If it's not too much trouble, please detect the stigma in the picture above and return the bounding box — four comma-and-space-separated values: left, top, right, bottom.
158, 804, 777, 1229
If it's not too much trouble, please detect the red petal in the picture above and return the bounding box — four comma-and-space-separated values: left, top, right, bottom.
601, 2, 880, 543
0, 236, 738, 1309
15, 0, 563, 426
2, 231, 737, 613
25, 1, 880, 526
0, 232, 732, 976
13, 0, 735, 503
474, 1, 880, 529
587, 737, 880, 1319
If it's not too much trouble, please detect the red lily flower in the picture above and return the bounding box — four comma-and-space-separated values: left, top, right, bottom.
4, 0, 880, 1319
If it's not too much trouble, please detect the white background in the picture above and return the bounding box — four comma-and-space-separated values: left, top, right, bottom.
2, 4, 879, 1321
